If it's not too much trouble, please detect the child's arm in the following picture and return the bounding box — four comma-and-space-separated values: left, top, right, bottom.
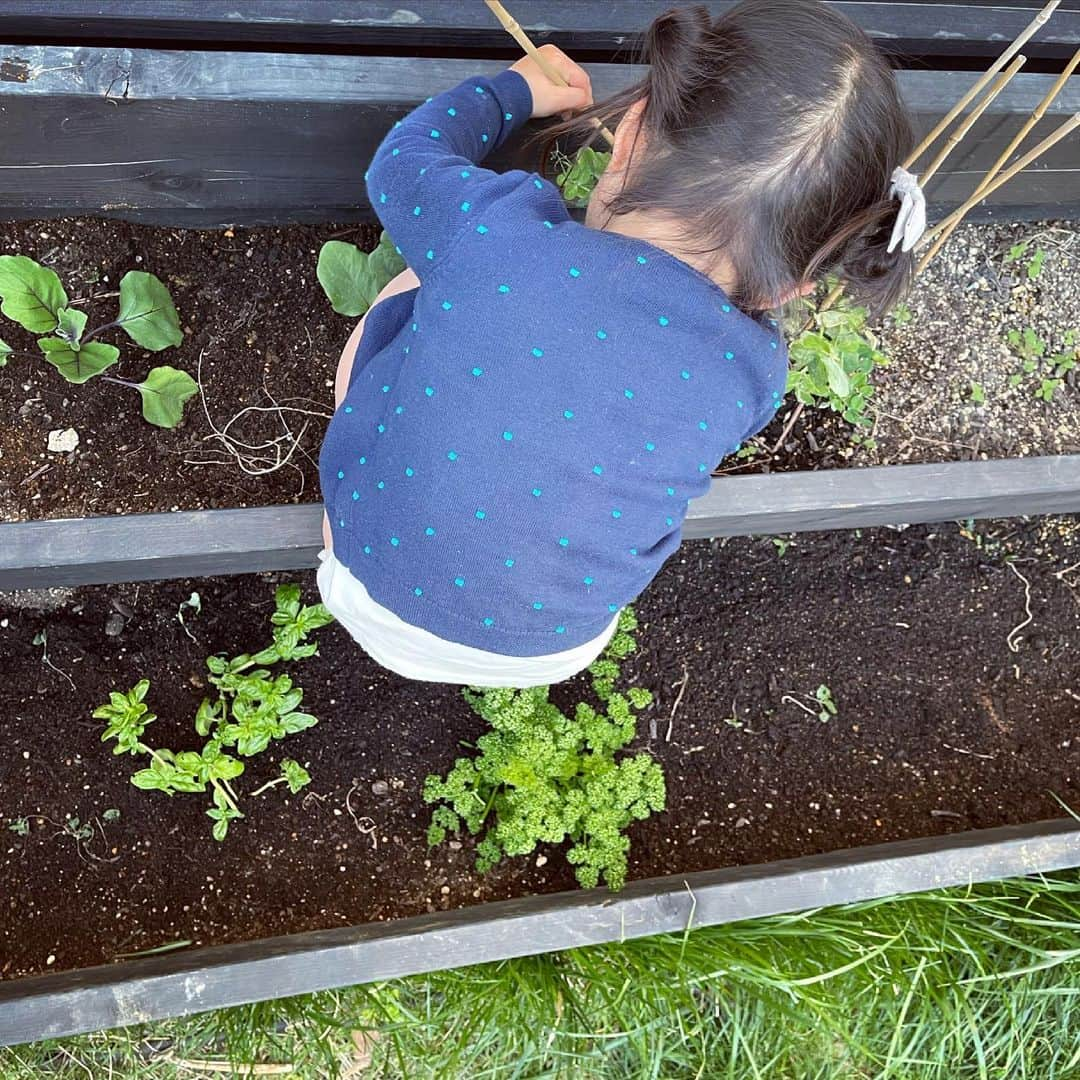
366, 46, 591, 275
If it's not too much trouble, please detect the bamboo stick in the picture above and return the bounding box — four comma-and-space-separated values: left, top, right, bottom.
917, 48, 1080, 274
919, 54, 1027, 185
922, 112, 1080, 245
483, 0, 616, 146
903, 0, 1060, 169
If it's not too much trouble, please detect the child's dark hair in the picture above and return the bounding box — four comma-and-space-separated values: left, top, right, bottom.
545, 0, 915, 315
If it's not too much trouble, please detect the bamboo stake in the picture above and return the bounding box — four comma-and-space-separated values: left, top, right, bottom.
922, 112, 1080, 244
919, 54, 1027, 185
903, 0, 1060, 169
483, 0, 616, 146
917, 48, 1080, 274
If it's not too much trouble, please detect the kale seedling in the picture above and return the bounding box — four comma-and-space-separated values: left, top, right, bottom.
423, 608, 665, 891
317, 232, 406, 317
95, 584, 332, 841
0, 256, 197, 428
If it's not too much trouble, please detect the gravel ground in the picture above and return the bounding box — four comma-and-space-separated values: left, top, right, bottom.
865, 219, 1079, 464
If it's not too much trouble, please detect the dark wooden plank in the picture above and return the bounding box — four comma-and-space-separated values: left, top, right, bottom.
3, 816, 1079, 1046
0, 2, 1076, 62
2, 457, 1079, 590
0, 47, 1078, 227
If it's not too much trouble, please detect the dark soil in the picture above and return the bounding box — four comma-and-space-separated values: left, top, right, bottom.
3, 517, 1079, 981
0, 217, 379, 523
2, 217, 1077, 521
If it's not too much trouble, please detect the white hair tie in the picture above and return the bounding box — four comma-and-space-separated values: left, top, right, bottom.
887, 166, 927, 254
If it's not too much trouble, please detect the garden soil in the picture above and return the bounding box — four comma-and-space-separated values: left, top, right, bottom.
2, 517, 1078, 980
1, 217, 1077, 521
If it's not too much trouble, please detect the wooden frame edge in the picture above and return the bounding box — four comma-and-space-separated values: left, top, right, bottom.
2, 457, 1079, 589
2, 817, 1079, 1045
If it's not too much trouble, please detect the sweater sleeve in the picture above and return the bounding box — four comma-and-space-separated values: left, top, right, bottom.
365, 69, 536, 276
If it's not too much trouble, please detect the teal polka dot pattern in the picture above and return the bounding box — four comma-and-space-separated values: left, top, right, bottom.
328, 69, 790, 654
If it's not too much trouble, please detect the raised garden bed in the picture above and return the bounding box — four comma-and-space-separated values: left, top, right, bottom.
3, 516, 1080, 1042
2, 0, 1080, 1049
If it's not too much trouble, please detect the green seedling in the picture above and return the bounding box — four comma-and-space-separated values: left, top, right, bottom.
250, 758, 312, 798
317, 232, 406, 317
423, 608, 665, 891
815, 684, 838, 722
1007, 328, 1076, 402
0, 256, 196, 428
968, 382, 985, 404
177, 591, 202, 642
1027, 247, 1047, 280
891, 301, 913, 325
555, 146, 612, 206
788, 288, 889, 428
772, 537, 792, 558
7, 817, 29, 837
95, 584, 332, 841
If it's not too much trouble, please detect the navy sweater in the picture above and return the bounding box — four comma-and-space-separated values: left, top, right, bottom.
319, 70, 789, 657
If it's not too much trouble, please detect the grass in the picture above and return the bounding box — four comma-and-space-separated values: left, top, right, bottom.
5, 871, 1080, 1078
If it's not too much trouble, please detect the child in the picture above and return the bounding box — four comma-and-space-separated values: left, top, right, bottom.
318, 0, 918, 686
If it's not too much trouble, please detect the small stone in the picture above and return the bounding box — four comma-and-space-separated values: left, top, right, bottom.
448, 840, 462, 851
734, 817, 750, 829
440, 885, 450, 895
47, 428, 79, 453
104, 612, 125, 637
371, 780, 389, 796
535, 854, 548, 868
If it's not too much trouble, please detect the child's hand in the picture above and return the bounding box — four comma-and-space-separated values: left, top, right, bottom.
511, 45, 593, 120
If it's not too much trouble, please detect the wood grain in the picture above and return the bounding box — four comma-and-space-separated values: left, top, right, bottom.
0, 47, 1077, 226
3, 817, 1079, 1046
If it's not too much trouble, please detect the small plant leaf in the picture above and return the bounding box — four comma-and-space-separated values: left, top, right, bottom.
55, 306, 88, 348
317, 240, 377, 317
38, 338, 120, 384
0, 339, 11, 366
116, 271, 183, 351
366, 232, 406, 295
0, 255, 68, 333
134, 365, 198, 428
280, 758, 311, 794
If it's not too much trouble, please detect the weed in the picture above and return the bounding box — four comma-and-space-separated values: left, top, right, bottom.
1004, 238, 1047, 280
771, 537, 792, 558
1007, 327, 1077, 402
968, 381, 985, 404
891, 300, 912, 325
95, 584, 331, 841
0, 256, 196, 428
423, 608, 664, 890
815, 684, 838, 722
7, 816, 29, 837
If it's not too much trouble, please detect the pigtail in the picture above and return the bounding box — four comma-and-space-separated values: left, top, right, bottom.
806, 198, 915, 316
